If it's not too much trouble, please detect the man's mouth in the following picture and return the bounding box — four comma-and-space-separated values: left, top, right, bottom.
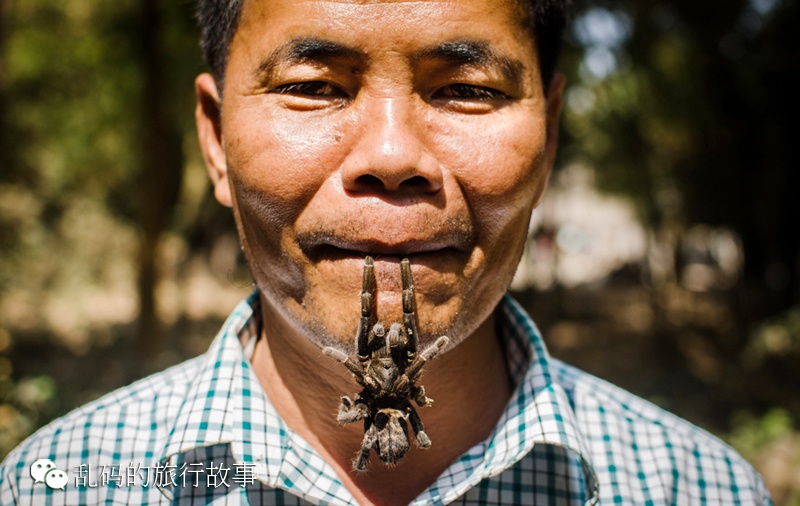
297, 224, 476, 264
308, 240, 460, 262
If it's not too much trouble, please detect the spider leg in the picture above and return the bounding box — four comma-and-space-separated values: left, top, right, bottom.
337, 395, 369, 425
367, 323, 386, 354
400, 258, 419, 357
323, 347, 365, 383
394, 336, 450, 394
407, 405, 431, 449
357, 256, 376, 360
386, 322, 404, 350
353, 420, 378, 471
412, 385, 434, 408
405, 335, 450, 380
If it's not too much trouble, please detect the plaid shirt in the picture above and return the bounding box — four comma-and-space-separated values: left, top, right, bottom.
1, 292, 772, 505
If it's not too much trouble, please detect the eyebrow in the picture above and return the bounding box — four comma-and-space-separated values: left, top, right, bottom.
413, 40, 524, 84
253, 37, 362, 82
252, 37, 524, 86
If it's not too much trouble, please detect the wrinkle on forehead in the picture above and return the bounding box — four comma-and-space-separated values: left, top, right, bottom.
239, 0, 527, 27
235, 0, 536, 68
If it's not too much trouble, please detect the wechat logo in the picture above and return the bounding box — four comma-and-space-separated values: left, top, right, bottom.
30, 459, 68, 490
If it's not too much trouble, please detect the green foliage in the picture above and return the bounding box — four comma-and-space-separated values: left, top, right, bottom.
743, 305, 800, 367
1, 0, 206, 342
730, 408, 795, 457
8, 0, 139, 195
0, 0, 241, 461
560, 1, 800, 309
729, 408, 800, 505
0, 375, 58, 458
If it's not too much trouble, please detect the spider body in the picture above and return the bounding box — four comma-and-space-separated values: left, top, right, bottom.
324, 256, 449, 471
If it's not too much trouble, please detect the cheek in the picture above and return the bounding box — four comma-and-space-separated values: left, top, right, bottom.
223, 103, 347, 220
223, 107, 350, 301
435, 112, 548, 236
229, 181, 307, 301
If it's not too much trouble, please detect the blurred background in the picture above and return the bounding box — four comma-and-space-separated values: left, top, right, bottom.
0, 0, 798, 502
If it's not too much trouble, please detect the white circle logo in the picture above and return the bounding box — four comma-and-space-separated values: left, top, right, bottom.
44, 468, 69, 490
29, 459, 57, 484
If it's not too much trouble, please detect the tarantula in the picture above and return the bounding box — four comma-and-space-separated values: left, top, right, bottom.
323, 256, 449, 471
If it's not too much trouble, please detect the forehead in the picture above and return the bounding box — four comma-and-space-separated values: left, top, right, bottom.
238, 0, 527, 22
232, 0, 536, 63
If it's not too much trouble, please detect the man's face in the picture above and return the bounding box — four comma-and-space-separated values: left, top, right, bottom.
197, 0, 562, 349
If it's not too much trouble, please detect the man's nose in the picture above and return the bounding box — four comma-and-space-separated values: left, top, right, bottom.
340, 98, 443, 195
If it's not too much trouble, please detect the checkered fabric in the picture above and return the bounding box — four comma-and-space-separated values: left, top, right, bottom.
1, 292, 772, 505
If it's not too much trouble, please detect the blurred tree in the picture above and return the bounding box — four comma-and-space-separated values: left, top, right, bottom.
0, 0, 7, 177
0, 0, 205, 357
135, 0, 183, 357
561, 0, 799, 322
0, 0, 10, 300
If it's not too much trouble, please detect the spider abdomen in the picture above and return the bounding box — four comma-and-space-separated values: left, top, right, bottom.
374, 409, 410, 466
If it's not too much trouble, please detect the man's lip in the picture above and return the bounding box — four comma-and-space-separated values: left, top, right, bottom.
308, 241, 458, 261
317, 238, 456, 256
296, 223, 477, 261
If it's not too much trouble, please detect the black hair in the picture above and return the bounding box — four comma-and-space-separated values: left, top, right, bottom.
197, 0, 572, 94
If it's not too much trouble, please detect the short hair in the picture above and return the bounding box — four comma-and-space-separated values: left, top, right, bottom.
197, 0, 571, 95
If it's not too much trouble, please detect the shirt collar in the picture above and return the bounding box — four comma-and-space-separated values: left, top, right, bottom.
158, 292, 258, 463
411, 295, 598, 504
157, 292, 598, 504
157, 293, 349, 504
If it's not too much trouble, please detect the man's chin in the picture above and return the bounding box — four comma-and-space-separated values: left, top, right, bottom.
308, 249, 469, 302
254, 244, 480, 352
285, 276, 464, 352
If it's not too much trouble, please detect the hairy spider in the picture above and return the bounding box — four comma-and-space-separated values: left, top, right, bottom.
323, 256, 449, 471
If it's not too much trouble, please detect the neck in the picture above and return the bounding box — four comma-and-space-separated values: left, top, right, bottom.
250, 296, 512, 506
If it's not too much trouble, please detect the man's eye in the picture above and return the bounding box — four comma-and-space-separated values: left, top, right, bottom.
272, 81, 345, 98
434, 84, 507, 101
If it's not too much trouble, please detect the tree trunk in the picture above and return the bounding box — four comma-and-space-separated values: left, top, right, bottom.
0, 0, 8, 178
136, 0, 183, 359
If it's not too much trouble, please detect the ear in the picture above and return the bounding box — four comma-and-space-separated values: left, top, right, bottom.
195, 73, 232, 207
532, 72, 566, 206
